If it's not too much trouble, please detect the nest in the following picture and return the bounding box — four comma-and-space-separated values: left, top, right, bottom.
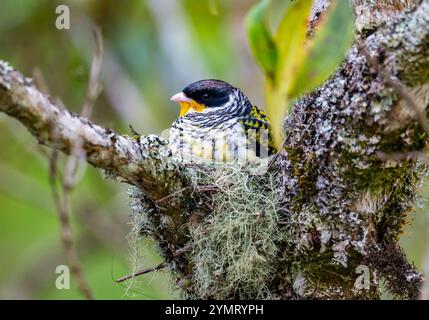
128, 160, 284, 299
188, 161, 283, 299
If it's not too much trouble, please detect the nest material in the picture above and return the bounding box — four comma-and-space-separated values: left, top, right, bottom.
128, 160, 284, 299
188, 162, 283, 299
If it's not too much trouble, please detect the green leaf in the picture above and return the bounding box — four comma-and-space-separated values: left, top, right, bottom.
246, 0, 278, 77
274, 0, 313, 95
267, 0, 313, 148
288, 0, 354, 98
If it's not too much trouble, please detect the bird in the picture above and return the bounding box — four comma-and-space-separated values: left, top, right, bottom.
168, 79, 276, 164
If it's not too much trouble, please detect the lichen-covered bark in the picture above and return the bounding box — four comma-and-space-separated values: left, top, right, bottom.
0, 0, 429, 300
351, 0, 415, 32
0, 61, 187, 201
0, 61, 197, 256
271, 0, 429, 299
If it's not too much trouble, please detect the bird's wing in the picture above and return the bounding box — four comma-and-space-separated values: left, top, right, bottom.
239, 105, 277, 157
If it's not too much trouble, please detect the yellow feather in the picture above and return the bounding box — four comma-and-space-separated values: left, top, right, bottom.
179, 101, 206, 117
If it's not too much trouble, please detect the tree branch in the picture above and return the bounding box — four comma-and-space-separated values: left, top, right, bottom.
0, 61, 186, 200
269, 0, 429, 299
351, 0, 415, 32
1, 0, 429, 300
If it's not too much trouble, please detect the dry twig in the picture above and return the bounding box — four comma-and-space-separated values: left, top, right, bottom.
421, 206, 429, 299
115, 262, 166, 283
48, 27, 104, 300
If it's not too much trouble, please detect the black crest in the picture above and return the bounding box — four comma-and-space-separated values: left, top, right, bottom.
183, 79, 236, 107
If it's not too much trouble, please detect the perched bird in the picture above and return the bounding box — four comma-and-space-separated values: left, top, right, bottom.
169, 79, 276, 163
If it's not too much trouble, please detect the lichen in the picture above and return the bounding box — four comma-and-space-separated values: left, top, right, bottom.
187, 161, 282, 299
119, 2, 429, 300
126, 160, 287, 299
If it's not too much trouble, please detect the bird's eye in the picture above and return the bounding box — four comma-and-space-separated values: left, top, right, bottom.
202, 93, 211, 100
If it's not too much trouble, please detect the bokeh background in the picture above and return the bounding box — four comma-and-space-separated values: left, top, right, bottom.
0, 0, 426, 299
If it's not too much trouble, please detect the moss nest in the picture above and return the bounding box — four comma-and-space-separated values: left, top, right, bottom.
186, 161, 283, 299
126, 159, 285, 299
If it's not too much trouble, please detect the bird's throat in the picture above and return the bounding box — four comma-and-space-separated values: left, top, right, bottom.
179, 101, 206, 117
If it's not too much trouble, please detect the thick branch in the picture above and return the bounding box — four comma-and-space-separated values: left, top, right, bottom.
351, 0, 415, 32
0, 62, 185, 200
0, 0, 428, 300
271, 0, 429, 299
311, 0, 415, 33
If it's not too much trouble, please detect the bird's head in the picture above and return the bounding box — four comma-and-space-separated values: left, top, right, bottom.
170, 79, 245, 117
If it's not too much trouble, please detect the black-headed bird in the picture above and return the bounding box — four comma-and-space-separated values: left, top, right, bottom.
169, 79, 276, 163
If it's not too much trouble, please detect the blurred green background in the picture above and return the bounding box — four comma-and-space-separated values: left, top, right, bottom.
0, 0, 426, 299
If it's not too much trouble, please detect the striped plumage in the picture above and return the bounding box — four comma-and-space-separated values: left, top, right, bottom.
169, 80, 276, 163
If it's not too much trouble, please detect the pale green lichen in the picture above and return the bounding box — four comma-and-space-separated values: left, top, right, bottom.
187, 161, 282, 299
127, 160, 285, 299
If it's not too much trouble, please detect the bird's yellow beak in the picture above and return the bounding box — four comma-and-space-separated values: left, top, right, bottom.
170, 92, 206, 117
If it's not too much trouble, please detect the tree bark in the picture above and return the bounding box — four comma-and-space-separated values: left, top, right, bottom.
351, 0, 415, 32
1, 0, 429, 299
0, 62, 189, 201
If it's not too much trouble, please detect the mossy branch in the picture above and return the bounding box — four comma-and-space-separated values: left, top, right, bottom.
1, 0, 429, 300
272, 0, 429, 299
0, 62, 187, 201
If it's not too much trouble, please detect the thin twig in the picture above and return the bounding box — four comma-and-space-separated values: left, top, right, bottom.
63, 27, 104, 190
420, 208, 429, 300
156, 185, 219, 204
129, 124, 141, 137
156, 187, 190, 204
196, 185, 220, 192
81, 27, 104, 119
32, 67, 50, 95
268, 132, 291, 169
47, 27, 104, 300
48, 153, 94, 300
115, 262, 166, 283
172, 244, 194, 257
